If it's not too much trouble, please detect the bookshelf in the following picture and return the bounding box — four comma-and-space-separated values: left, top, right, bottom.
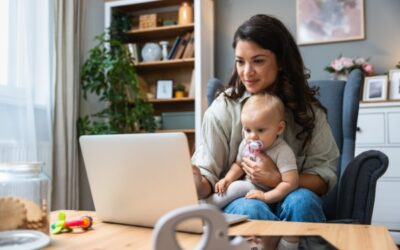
105, 0, 214, 150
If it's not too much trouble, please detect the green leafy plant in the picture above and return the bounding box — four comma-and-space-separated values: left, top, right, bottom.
109, 11, 132, 41
78, 33, 155, 135
174, 83, 186, 92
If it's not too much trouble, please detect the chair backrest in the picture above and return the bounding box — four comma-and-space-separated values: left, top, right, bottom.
309, 69, 363, 176
309, 69, 363, 220
207, 78, 224, 107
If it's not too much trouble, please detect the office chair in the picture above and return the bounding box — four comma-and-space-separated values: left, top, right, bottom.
206, 69, 388, 224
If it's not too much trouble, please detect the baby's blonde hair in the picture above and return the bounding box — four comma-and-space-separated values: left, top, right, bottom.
242, 93, 285, 122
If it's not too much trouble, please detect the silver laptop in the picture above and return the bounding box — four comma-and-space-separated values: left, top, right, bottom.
79, 132, 247, 233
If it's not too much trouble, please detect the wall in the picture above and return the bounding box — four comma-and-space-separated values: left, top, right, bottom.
214, 0, 400, 82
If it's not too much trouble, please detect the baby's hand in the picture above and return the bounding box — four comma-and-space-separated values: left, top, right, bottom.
215, 179, 230, 193
245, 190, 264, 200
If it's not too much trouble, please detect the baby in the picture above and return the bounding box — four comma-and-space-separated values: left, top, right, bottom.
205, 93, 299, 208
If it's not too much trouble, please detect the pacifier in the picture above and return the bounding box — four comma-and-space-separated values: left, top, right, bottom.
247, 140, 263, 161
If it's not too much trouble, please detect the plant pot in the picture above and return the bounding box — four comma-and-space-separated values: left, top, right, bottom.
175, 91, 185, 98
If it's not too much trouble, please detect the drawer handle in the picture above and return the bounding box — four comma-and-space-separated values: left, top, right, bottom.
356, 126, 361, 132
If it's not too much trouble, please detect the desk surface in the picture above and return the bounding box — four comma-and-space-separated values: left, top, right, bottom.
46, 210, 397, 250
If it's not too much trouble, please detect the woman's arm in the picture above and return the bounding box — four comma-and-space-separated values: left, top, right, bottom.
191, 93, 244, 198
192, 165, 212, 199
297, 107, 339, 195
299, 174, 328, 196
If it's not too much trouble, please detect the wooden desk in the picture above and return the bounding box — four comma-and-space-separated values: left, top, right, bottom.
46, 210, 397, 250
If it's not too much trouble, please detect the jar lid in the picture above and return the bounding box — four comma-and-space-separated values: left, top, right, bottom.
0, 162, 42, 174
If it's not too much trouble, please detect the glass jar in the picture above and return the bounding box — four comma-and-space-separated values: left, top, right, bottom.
0, 162, 51, 235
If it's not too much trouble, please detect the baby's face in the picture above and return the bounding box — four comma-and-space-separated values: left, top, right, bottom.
241, 109, 284, 150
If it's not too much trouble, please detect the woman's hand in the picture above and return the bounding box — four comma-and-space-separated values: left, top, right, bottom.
241, 152, 281, 188
192, 165, 212, 199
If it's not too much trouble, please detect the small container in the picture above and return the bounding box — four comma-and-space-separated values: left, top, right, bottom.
0, 162, 51, 235
178, 2, 193, 25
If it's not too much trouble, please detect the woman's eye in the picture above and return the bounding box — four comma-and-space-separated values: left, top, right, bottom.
235, 59, 244, 66
254, 59, 264, 64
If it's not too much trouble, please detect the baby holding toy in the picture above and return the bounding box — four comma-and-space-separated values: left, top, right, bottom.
205, 93, 299, 208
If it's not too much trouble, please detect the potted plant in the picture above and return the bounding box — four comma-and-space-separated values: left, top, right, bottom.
78, 32, 156, 135
174, 83, 186, 98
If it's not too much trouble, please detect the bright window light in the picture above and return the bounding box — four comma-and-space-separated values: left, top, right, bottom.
0, 0, 9, 86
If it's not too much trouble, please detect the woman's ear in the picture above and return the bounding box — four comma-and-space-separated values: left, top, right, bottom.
277, 120, 286, 135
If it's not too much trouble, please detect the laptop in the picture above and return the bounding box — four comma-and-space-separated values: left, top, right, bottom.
79, 132, 247, 233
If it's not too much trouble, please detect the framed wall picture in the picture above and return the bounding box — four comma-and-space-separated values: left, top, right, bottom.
296, 0, 365, 45
156, 80, 173, 99
389, 69, 400, 100
363, 75, 388, 102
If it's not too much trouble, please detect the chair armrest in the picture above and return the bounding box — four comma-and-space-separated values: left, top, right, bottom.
336, 150, 388, 224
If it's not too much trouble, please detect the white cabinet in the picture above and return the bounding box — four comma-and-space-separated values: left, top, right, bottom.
355, 101, 400, 244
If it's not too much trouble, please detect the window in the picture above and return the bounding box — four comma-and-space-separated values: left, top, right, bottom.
0, 0, 53, 174
0, 1, 9, 87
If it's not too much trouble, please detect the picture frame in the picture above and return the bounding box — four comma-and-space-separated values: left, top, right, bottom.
156, 80, 173, 99
363, 75, 388, 102
296, 0, 365, 45
389, 69, 400, 100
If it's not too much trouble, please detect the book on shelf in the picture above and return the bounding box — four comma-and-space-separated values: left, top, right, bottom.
182, 32, 195, 58
173, 32, 192, 60
126, 43, 140, 64
167, 36, 181, 60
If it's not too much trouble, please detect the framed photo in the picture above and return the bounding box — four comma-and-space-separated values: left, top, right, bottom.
363, 75, 388, 102
296, 0, 365, 45
389, 69, 400, 100
156, 80, 173, 99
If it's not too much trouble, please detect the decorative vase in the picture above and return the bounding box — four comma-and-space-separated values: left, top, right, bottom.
333, 73, 348, 81
178, 2, 193, 25
159, 41, 169, 61
141, 43, 162, 62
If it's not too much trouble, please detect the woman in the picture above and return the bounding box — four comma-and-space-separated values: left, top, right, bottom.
192, 14, 339, 222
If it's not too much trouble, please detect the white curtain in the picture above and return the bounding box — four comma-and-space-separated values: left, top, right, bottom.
0, 0, 53, 176
52, 0, 83, 210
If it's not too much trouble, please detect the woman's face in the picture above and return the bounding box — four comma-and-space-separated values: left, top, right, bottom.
235, 40, 279, 94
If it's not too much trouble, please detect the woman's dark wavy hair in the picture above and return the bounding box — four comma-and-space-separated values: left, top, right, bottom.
225, 14, 326, 147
